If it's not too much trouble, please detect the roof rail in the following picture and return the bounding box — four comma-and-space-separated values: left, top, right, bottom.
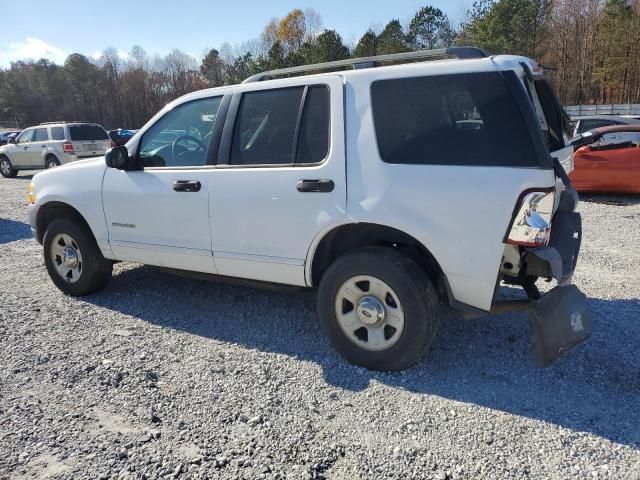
243, 46, 487, 83
39, 121, 94, 125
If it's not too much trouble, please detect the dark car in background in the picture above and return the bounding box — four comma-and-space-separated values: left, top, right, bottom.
108, 129, 137, 146
0, 131, 21, 145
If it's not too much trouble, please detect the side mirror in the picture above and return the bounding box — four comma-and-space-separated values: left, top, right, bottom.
105, 146, 129, 170
8, 137, 16, 144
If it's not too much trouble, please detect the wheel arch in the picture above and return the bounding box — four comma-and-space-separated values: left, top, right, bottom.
36, 201, 95, 245
307, 222, 454, 306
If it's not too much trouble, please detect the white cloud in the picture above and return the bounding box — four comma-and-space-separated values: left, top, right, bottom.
92, 50, 103, 60
117, 50, 129, 60
0, 37, 67, 66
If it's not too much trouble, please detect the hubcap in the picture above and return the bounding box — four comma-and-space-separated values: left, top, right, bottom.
0, 160, 9, 174
48, 161, 57, 168
356, 296, 385, 326
50, 233, 83, 283
335, 275, 405, 351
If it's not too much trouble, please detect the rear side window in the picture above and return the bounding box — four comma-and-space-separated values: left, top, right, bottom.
33, 128, 49, 142
296, 86, 330, 164
231, 87, 304, 166
51, 126, 66, 140
371, 72, 539, 167
69, 125, 109, 141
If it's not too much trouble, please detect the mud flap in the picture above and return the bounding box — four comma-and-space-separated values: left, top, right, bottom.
529, 284, 592, 367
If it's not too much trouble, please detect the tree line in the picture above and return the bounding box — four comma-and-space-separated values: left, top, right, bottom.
1, 1, 639, 129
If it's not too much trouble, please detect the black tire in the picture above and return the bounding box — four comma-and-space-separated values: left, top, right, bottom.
43, 218, 112, 296
317, 247, 443, 371
45, 155, 60, 169
0, 155, 18, 178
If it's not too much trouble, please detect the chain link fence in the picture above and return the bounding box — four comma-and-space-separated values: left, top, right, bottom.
564, 104, 640, 117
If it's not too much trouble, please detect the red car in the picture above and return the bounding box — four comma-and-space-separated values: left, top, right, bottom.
569, 125, 640, 194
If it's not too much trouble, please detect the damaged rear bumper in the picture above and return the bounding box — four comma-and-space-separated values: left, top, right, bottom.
495, 193, 592, 366
528, 284, 592, 367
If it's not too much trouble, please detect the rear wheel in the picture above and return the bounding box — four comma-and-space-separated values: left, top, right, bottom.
0, 156, 18, 178
45, 155, 60, 169
43, 218, 112, 296
317, 247, 443, 371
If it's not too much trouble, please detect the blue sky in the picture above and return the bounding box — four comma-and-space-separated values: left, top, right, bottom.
0, 0, 468, 67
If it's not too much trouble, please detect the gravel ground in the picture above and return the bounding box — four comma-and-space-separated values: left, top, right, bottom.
0, 172, 639, 480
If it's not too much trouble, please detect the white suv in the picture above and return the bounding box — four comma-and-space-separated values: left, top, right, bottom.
27, 48, 591, 370
0, 122, 112, 177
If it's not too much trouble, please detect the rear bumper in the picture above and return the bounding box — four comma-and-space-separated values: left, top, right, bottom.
528, 283, 592, 367
490, 195, 591, 366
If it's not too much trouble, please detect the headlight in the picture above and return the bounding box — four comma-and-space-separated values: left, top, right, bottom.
505, 190, 555, 247
27, 182, 35, 204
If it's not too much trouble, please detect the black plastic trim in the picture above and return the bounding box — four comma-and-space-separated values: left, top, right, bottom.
206, 94, 232, 166
217, 93, 242, 165
499, 70, 554, 169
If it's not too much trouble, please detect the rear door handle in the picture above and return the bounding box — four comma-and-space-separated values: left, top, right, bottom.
296, 179, 334, 193
172, 180, 201, 192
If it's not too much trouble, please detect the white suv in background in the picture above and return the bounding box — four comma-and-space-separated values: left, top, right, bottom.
27, 48, 591, 371
0, 122, 112, 177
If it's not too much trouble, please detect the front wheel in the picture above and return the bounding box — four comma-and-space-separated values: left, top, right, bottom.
0, 156, 18, 178
43, 218, 112, 296
317, 247, 443, 371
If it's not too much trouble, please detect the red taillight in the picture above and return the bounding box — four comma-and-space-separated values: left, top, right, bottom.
63, 143, 74, 153
505, 190, 555, 247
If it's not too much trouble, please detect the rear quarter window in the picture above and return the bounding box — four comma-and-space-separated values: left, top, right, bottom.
370, 72, 539, 167
69, 125, 109, 141
51, 126, 66, 141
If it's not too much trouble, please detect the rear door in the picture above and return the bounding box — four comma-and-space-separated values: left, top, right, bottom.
210, 75, 346, 285
69, 124, 112, 157
29, 127, 50, 167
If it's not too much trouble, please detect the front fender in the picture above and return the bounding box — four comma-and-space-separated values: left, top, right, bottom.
31, 159, 113, 258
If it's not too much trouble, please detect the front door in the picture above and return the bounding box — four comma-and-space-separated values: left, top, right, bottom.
102, 95, 224, 273
210, 75, 346, 285
11, 128, 35, 167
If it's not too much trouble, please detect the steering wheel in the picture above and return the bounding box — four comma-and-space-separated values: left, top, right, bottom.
171, 135, 206, 161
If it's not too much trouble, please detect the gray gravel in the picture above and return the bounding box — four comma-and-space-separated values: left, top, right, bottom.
1, 172, 639, 480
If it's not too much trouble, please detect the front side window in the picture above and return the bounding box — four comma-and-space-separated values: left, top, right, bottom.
371, 72, 539, 167
16, 129, 34, 144
33, 128, 49, 142
139, 96, 222, 167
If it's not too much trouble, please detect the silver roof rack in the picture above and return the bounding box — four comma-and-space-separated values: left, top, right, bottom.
39, 121, 94, 125
243, 46, 487, 83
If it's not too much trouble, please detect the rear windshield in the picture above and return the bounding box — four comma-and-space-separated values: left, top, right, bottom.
370, 71, 540, 167
69, 125, 109, 141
